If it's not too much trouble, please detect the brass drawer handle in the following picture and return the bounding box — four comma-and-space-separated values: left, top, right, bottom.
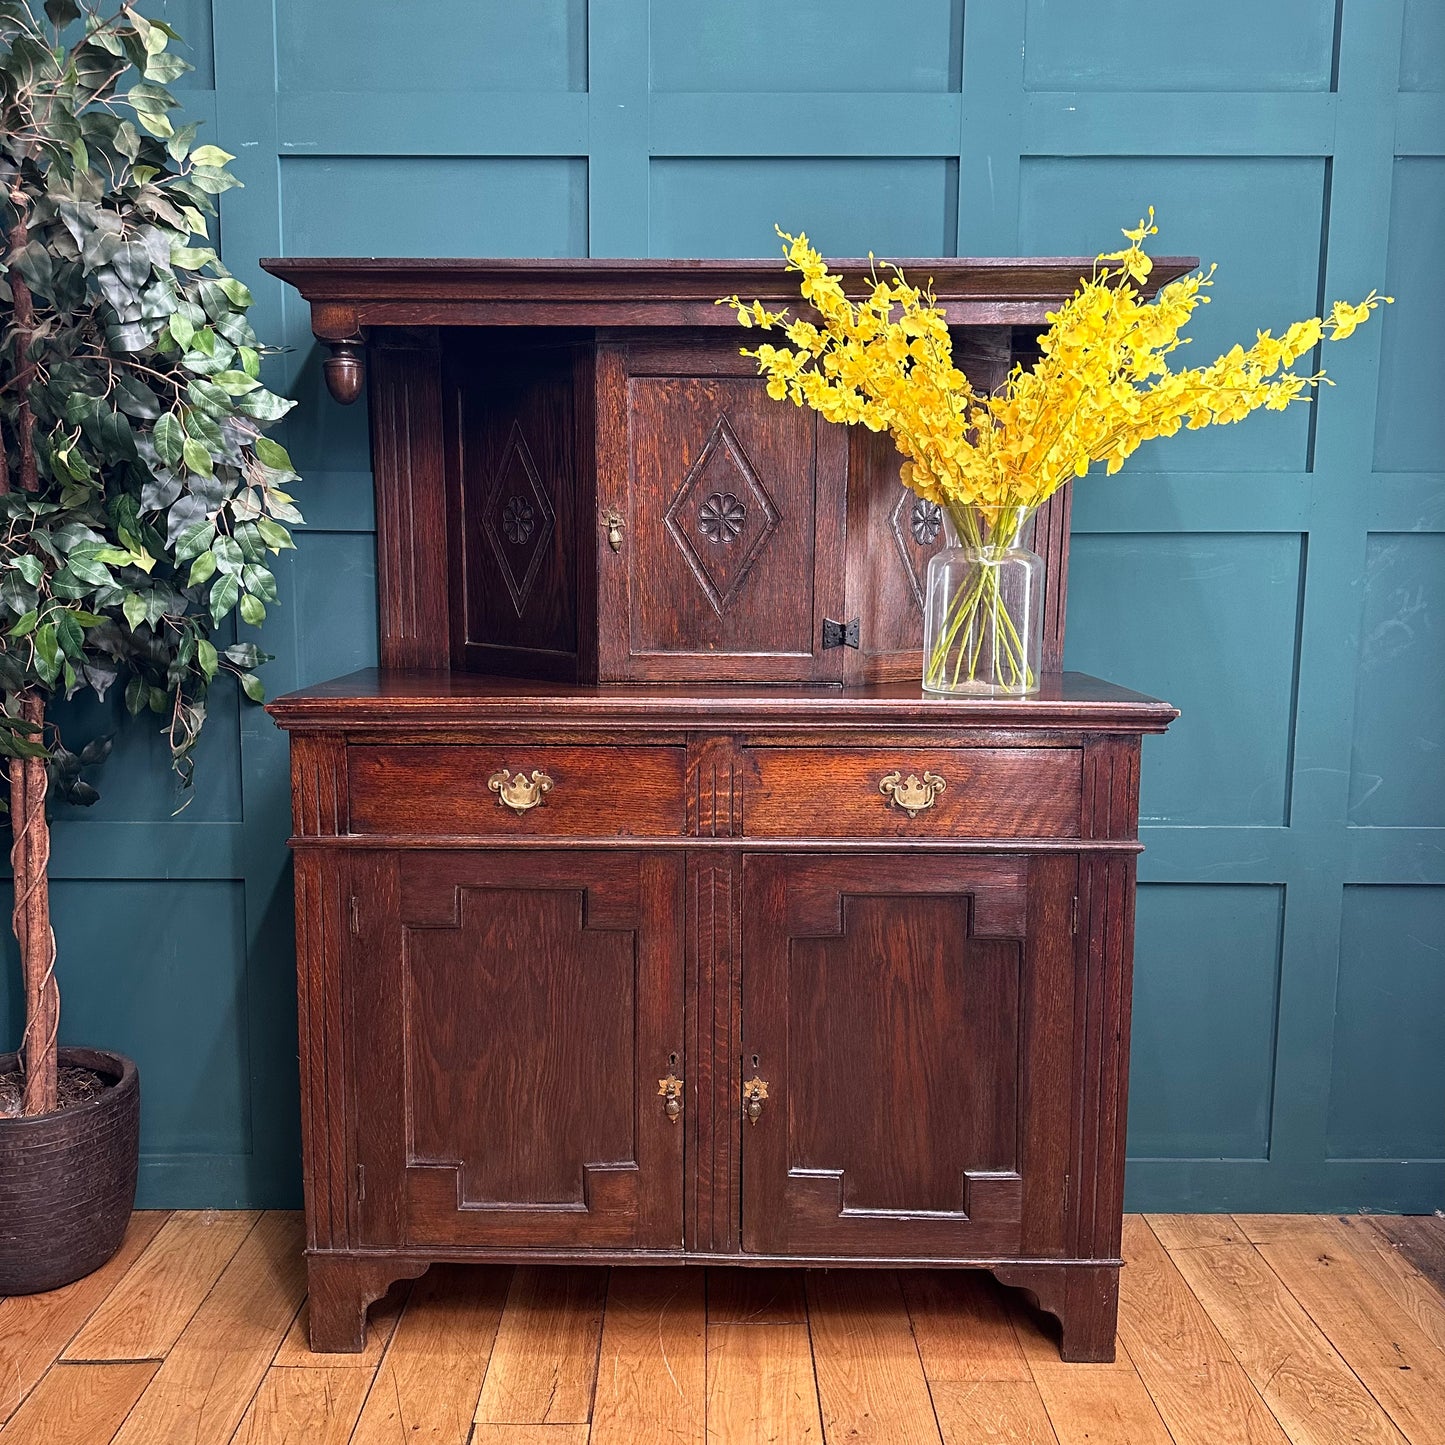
878, 770, 946, 818
487, 768, 554, 815
658, 1072, 683, 1124
743, 1076, 769, 1126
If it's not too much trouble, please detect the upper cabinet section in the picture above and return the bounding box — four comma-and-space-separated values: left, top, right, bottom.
262, 258, 1194, 685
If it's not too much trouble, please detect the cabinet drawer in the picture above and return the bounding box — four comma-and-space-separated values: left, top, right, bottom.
742, 747, 1081, 838
348, 745, 687, 837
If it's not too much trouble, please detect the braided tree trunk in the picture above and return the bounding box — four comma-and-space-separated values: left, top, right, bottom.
5, 187, 59, 1116
10, 692, 57, 1116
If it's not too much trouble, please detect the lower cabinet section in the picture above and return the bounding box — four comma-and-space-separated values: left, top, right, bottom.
310, 844, 1117, 1356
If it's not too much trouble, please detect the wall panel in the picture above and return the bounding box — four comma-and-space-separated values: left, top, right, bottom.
1327, 886, 1445, 1160
1023, 0, 1339, 93
1130, 885, 1284, 1160
648, 157, 959, 257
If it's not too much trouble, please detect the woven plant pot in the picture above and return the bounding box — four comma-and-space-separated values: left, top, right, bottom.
0, 1047, 139, 1294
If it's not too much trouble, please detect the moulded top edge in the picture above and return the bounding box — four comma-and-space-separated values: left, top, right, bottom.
258, 254, 1199, 305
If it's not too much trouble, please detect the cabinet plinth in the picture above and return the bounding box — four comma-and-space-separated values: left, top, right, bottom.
264, 256, 1182, 1362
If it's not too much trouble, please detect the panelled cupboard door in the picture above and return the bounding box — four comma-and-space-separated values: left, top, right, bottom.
348, 850, 686, 1251
596, 338, 847, 682
740, 852, 1076, 1259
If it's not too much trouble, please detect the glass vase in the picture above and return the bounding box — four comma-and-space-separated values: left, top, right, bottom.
921, 505, 1043, 696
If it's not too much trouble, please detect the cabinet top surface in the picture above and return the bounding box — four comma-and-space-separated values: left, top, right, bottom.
267, 669, 1177, 734
260, 255, 1197, 329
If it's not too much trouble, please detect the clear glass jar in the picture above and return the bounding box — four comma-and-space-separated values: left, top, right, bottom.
921, 505, 1043, 696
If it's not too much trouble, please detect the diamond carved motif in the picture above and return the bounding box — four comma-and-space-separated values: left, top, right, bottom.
482, 421, 554, 617
665, 415, 780, 614
890, 486, 943, 607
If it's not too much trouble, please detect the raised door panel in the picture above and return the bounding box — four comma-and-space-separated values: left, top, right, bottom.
740, 852, 1075, 1259
598, 339, 846, 681
444, 332, 594, 681
350, 850, 685, 1251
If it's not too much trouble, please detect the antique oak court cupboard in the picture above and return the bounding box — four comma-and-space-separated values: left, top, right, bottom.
263, 255, 1183, 1361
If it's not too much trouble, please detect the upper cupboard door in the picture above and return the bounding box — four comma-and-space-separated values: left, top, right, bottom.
349, 850, 686, 1251
596, 339, 847, 682
740, 852, 1077, 1260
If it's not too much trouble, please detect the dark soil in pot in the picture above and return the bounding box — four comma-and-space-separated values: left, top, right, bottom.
0, 1047, 140, 1295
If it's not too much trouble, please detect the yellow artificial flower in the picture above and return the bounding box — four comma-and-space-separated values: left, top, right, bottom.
725, 219, 1390, 527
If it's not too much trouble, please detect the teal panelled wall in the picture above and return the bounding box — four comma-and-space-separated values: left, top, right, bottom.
3, 0, 1443, 1212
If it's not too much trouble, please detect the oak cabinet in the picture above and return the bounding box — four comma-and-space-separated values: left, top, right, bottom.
264, 257, 1185, 1364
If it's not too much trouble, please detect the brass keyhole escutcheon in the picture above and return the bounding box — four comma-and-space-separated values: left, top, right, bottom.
487, 768, 554, 815
743, 1075, 769, 1126
658, 1072, 683, 1124
878, 769, 946, 818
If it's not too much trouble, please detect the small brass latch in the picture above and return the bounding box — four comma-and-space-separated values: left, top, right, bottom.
603, 506, 625, 552
658, 1073, 683, 1124
487, 768, 554, 815
878, 770, 946, 818
743, 1075, 769, 1126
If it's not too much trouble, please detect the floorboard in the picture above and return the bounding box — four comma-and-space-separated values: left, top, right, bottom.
5, 1213, 1443, 1445
1149, 1214, 1410, 1445
64, 1210, 259, 1363
1237, 1215, 1445, 1445
348, 1263, 509, 1445
107, 1211, 306, 1445
475, 1267, 608, 1428
807, 1270, 943, 1445
0, 1211, 166, 1428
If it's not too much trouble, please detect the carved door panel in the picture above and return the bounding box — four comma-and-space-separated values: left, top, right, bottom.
596, 338, 847, 681
740, 852, 1076, 1259
349, 850, 685, 1251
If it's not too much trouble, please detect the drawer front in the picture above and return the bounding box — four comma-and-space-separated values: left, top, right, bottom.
348, 745, 687, 837
742, 747, 1081, 838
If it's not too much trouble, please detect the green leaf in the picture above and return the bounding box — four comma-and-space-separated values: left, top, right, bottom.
9, 555, 44, 587
197, 637, 218, 679
213, 369, 260, 396
239, 671, 266, 703
181, 437, 214, 477
253, 436, 295, 472
190, 145, 235, 168
55, 611, 85, 659
225, 642, 262, 668
174, 520, 216, 562
256, 517, 295, 552
169, 247, 214, 273
8, 610, 39, 638
124, 676, 147, 715
123, 591, 148, 632
153, 412, 184, 466
34, 624, 61, 685
186, 551, 217, 587
63, 546, 114, 588
216, 277, 253, 309
238, 593, 266, 626
211, 536, 244, 574
209, 573, 239, 626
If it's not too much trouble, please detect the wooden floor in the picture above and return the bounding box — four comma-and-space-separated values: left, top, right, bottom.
2, 1214, 1444, 1443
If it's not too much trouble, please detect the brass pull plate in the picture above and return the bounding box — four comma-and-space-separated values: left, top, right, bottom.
658, 1073, 683, 1124
743, 1075, 769, 1126
487, 768, 554, 815
878, 769, 946, 818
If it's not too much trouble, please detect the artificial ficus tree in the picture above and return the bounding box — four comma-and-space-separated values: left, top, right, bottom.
0, 1, 301, 1115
